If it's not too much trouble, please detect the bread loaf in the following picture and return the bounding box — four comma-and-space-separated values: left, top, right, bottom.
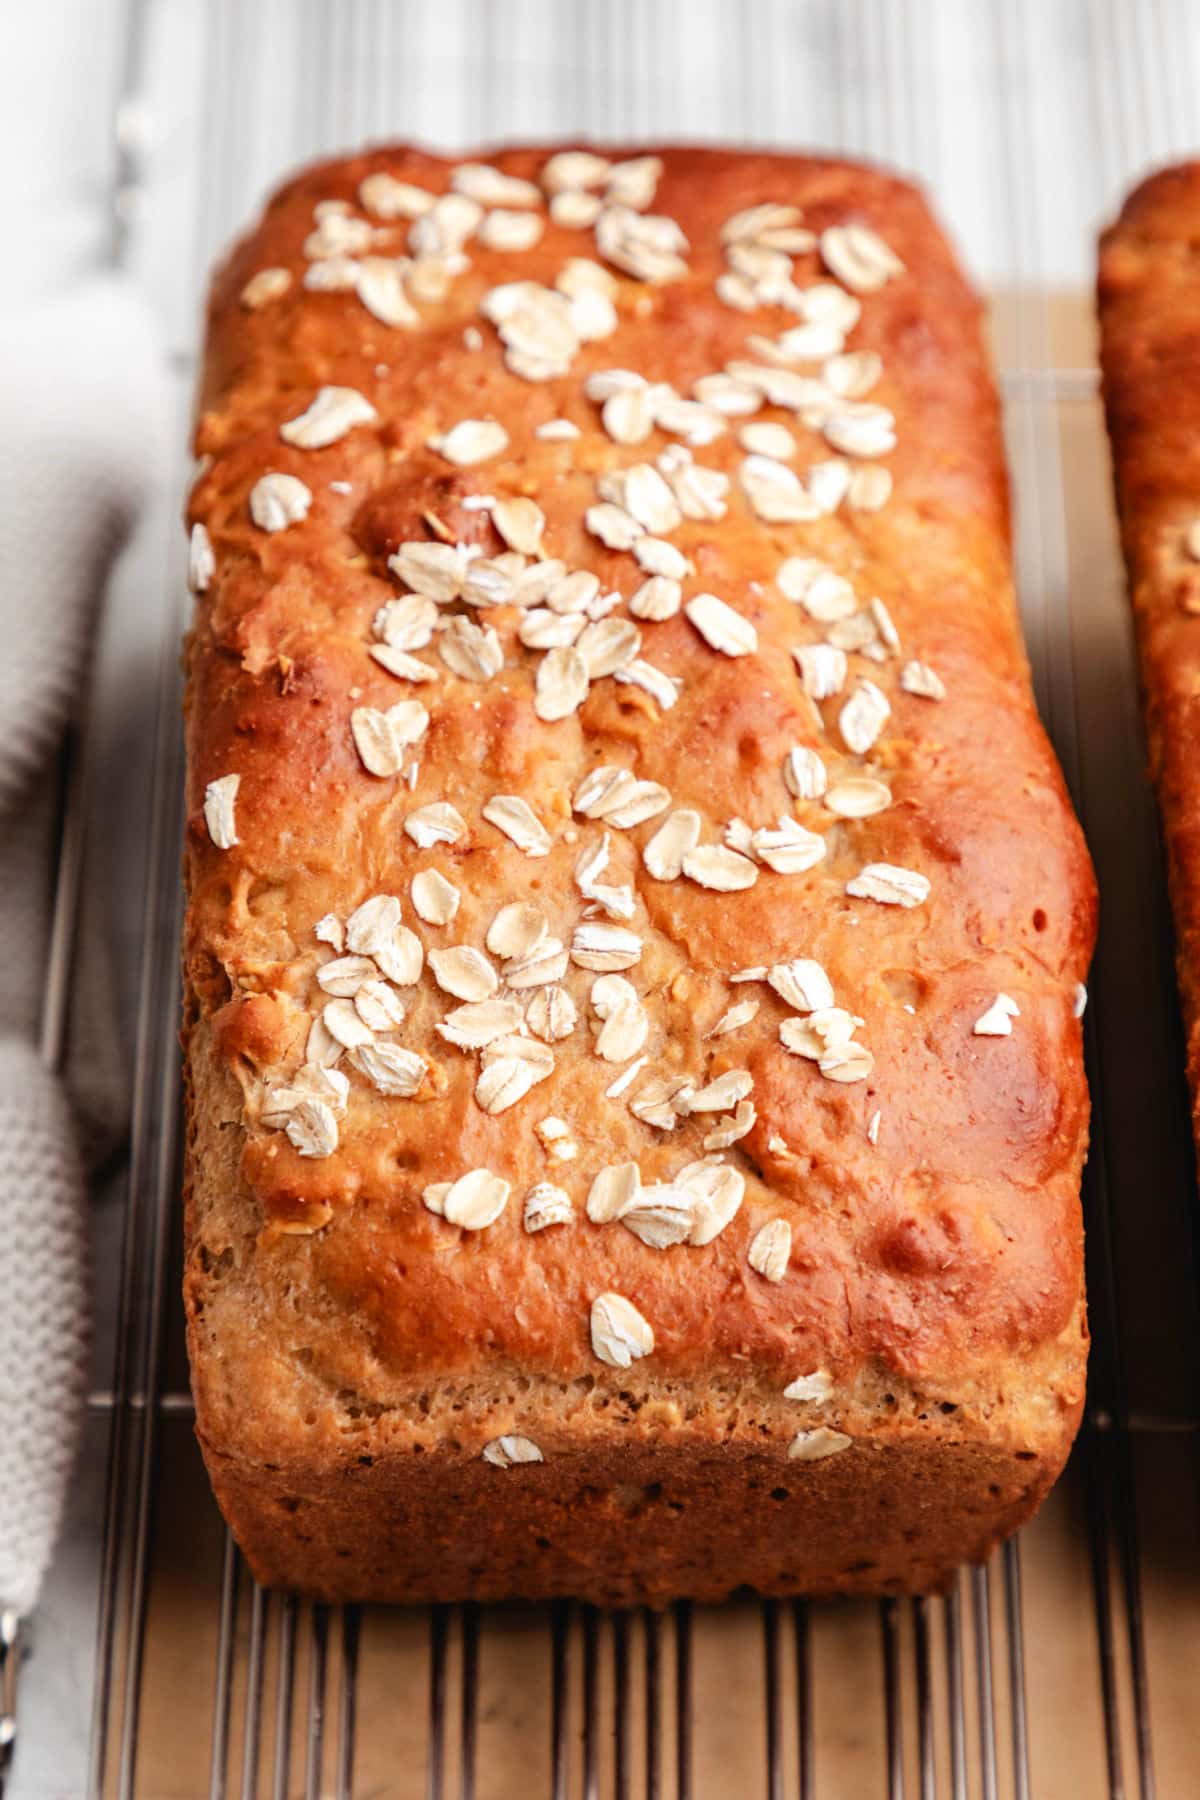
1100, 165, 1200, 1169
183, 145, 1095, 1604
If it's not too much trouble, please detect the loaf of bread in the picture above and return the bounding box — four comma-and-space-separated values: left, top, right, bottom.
1100, 166, 1200, 1166
183, 145, 1095, 1605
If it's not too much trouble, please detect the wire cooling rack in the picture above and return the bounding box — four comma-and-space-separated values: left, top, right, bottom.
13, 2, 1200, 1795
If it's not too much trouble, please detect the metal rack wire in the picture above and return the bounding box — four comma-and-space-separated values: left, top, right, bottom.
16, 1, 1200, 1794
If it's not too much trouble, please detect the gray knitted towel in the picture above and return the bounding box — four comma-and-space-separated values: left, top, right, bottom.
0, 277, 163, 1617
0, 1046, 88, 1617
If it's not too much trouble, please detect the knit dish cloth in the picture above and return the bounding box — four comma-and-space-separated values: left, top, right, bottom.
0, 276, 163, 1617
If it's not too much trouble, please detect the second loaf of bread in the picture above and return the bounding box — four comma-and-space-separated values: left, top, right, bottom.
183, 144, 1095, 1605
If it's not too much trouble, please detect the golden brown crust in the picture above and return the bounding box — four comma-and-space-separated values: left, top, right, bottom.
1100, 164, 1200, 1147
185, 144, 1094, 1603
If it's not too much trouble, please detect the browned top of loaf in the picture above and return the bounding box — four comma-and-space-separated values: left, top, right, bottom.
185, 145, 1095, 1407
1099, 163, 1200, 1125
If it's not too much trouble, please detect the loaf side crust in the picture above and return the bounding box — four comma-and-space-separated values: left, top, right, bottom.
1100, 163, 1200, 1154
185, 144, 1095, 1602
